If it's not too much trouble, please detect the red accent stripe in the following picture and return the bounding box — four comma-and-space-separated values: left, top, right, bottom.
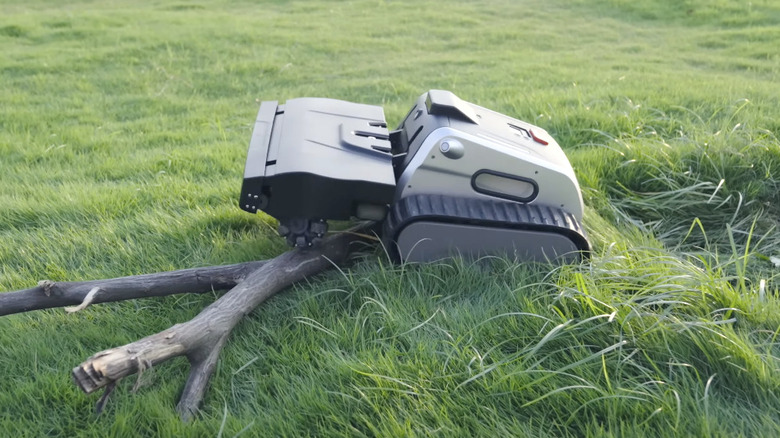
529, 129, 549, 145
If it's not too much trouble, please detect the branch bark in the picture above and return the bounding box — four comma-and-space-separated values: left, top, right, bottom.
70, 228, 373, 421
0, 261, 267, 317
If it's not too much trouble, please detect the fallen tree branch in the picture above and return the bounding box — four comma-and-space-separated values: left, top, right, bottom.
71, 228, 373, 421
65, 286, 101, 313
0, 261, 267, 317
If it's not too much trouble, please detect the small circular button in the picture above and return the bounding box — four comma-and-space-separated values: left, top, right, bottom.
439, 139, 464, 159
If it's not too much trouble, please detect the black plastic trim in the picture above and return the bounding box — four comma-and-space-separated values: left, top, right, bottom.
242, 172, 395, 220
470, 169, 539, 203
408, 125, 424, 146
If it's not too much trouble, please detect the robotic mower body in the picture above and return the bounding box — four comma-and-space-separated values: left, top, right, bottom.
240, 90, 589, 261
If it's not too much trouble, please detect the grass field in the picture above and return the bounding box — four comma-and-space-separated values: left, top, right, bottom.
1, 0, 779, 436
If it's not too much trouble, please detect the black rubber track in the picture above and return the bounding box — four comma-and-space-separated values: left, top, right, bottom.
384, 194, 590, 261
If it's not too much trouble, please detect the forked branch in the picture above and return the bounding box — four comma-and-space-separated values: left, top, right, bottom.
68, 228, 373, 420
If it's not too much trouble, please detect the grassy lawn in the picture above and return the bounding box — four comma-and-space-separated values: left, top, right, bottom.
1, 0, 779, 436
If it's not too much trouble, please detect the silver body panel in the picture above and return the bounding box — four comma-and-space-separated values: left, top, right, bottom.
397, 221, 580, 263
389, 90, 588, 262
396, 127, 584, 222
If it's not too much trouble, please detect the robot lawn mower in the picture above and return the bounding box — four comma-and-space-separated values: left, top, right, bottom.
239, 90, 589, 263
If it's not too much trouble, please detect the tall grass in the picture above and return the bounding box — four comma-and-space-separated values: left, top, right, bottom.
573, 98, 780, 264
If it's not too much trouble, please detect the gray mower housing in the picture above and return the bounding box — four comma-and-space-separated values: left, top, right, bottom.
240, 90, 589, 261
385, 90, 588, 262
239, 97, 396, 246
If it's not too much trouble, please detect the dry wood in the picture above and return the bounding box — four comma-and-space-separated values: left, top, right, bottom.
0, 261, 267, 317
70, 228, 373, 421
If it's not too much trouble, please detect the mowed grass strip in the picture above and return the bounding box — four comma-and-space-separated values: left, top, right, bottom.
1, 0, 779, 436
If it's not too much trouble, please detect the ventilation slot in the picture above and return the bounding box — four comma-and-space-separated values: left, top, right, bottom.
408, 125, 424, 145
508, 123, 531, 139
353, 130, 389, 140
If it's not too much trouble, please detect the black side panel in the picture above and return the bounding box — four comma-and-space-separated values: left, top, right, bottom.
391, 94, 450, 174
250, 172, 396, 220
384, 194, 590, 261
239, 101, 280, 213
